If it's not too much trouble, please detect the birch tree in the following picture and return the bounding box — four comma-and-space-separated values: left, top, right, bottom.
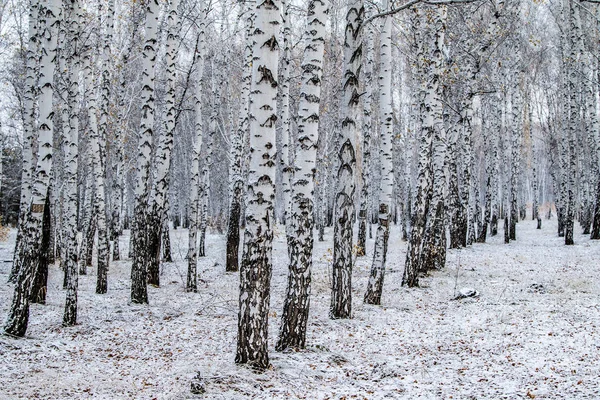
403, 5, 446, 287
357, 7, 374, 257
364, 0, 393, 304
4, 0, 61, 336
277, 0, 329, 351
131, 0, 161, 304
236, 0, 281, 369
330, 0, 363, 319
9, 0, 40, 283
187, 7, 207, 293
62, 0, 81, 327
226, 1, 253, 273
564, 0, 580, 246
147, 0, 180, 287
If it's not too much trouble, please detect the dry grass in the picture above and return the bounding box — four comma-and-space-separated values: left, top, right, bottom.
0, 217, 9, 242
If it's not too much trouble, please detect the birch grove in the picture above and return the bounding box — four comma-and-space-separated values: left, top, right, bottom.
0, 0, 599, 380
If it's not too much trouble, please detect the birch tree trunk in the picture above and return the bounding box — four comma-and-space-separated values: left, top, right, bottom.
226, 1, 253, 273
88, 1, 113, 295
10, 0, 40, 283
565, 0, 580, 246
509, 68, 522, 242
364, 1, 393, 304
198, 52, 220, 259
236, 0, 281, 369
187, 12, 206, 293
279, 0, 292, 235
147, 0, 180, 287
276, 0, 329, 351
403, 5, 445, 287
330, 0, 363, 319
420, 8, 448, 271
4, 0, 60, 337
131, 0, 160, 304
357, 7, 374, 258
63, 0, 81, 326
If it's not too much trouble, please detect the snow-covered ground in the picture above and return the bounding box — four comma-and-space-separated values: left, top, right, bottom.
1, 219, 600, 399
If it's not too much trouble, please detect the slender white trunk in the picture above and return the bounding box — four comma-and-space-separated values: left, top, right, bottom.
364, 0, 394, 304
357, 8, 374, 257
187, 8, 206, 292
279, 0, 292, 232
226, 1, 254, 273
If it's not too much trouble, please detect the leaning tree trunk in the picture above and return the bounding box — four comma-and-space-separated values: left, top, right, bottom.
10, 0, 40, 283
131, 0, 161, 304
364, 1, 393, 304
276, 0, 329, 351
4, 0, 60, 337
330, 0, 363, 319
236, 0, 280, 370
226, 2, 253, 273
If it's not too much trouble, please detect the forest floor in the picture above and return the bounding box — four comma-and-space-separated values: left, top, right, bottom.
1, 219, 600, 399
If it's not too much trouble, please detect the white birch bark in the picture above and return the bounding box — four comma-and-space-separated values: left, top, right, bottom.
279, 0, 292, 233
88, 0, 114, 295
403, 5, 445, 287
565, 0, 580, 245
63, 0, 81, 326
10, 0, 40, 282
509, 69, 522, 242
148, 0, 180, 286
236, 0, 281, 369
5, 0, 61, 337
330, 0, 363, 319
226, 0, 254, 273
364, 0, 394, 304
357, 7, 374, 257
131, 0, 161, 304
187, 7, 206, 293
276, 0, 329, 351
